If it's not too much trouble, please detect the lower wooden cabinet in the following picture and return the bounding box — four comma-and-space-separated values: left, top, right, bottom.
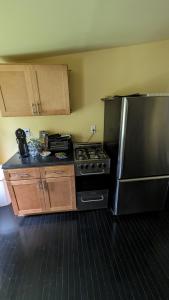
7, 179, 45, 216
5, 165, 76, 216
43, 177, 76, 212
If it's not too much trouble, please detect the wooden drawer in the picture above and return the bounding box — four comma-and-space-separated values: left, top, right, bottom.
4, 168, 40, 181
40, 165, 74, 178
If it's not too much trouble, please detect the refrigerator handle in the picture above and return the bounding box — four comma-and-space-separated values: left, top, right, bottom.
116, 97, 128, 179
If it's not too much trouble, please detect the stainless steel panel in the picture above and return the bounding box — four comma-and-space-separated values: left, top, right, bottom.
114, 177, 169, 215
120, 96, 169, 179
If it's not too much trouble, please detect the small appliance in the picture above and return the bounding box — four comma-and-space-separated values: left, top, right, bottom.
15, 128, 29, 158
48, 134, 72, 153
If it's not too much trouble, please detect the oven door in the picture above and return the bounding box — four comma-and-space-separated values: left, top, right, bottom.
76, 174, 110, 210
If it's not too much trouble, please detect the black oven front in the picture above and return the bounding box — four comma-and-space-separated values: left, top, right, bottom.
76, 174, 110, 210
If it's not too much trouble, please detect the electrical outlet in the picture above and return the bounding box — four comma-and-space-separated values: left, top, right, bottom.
23, 128, 31, 138
90, 125, 96, 134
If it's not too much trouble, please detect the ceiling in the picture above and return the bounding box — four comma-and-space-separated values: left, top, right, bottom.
1, 0, 169, 57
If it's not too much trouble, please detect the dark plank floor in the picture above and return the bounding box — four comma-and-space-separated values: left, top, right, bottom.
1, 206, 169, 300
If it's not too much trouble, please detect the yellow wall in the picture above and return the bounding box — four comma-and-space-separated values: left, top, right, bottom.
1, 39, 169, 163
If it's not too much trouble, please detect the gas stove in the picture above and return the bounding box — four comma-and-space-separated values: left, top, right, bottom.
74, 143, 110, 176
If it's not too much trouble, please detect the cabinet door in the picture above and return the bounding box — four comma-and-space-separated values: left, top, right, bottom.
43, 177, 76, 212
7, 179, 45, 216
0, 65, 36, 116
31, 65, 70, 115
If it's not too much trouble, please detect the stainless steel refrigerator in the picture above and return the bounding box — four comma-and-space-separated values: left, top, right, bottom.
103, 95, 169, 215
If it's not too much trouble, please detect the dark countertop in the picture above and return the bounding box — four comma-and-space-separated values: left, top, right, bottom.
2, 152, 74, 169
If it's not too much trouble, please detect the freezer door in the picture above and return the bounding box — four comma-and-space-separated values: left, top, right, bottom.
119, 96, 169, 179
114, 177, 169, 215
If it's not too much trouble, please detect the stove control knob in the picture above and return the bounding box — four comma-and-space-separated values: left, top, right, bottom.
79, 164, 83, 169
90, 163, 95, 168
85, 164, 88, 169
97, 163, 102, 168
102, 163, 106, 168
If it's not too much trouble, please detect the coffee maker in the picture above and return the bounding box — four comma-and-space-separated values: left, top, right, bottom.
15, 128, 29, 158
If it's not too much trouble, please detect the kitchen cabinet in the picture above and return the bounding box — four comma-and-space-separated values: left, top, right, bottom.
0, 64, 70, 117
0, 65, 35, 117
43, 177, 76, 212
6, 179, 45, 216
30, 65, 70, 115
4, 165, 76, 216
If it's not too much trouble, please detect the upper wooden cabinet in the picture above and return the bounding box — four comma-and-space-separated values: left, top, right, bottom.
0, 64, 70, 117
0, 65, 35, 117
30, 65, 70, 115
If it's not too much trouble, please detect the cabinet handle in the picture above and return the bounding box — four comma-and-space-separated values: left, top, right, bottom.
37, 102, 41, 114
43, 181, 48, 190
35, 71, 42, 114
32, 103, 37, 115
39, 181, 43, 190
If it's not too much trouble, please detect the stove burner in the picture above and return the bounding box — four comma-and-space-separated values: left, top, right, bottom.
75, 144, 107, 161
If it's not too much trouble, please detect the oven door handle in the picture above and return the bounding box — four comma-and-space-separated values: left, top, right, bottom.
79, 170, 105, 176
80, 195, 104, 203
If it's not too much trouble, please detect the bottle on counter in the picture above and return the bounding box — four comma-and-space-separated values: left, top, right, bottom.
39, 131, 48, 151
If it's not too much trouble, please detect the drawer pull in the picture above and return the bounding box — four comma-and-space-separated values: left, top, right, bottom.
48, 171, 65, 174
80, 195, 104, 203
12, 173, 31, 178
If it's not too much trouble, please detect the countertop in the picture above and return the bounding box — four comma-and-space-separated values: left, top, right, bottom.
2, 152, 74, 169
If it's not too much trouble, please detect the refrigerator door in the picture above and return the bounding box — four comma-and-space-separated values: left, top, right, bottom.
114, 176, 169, 215
118, 96, 169, 179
